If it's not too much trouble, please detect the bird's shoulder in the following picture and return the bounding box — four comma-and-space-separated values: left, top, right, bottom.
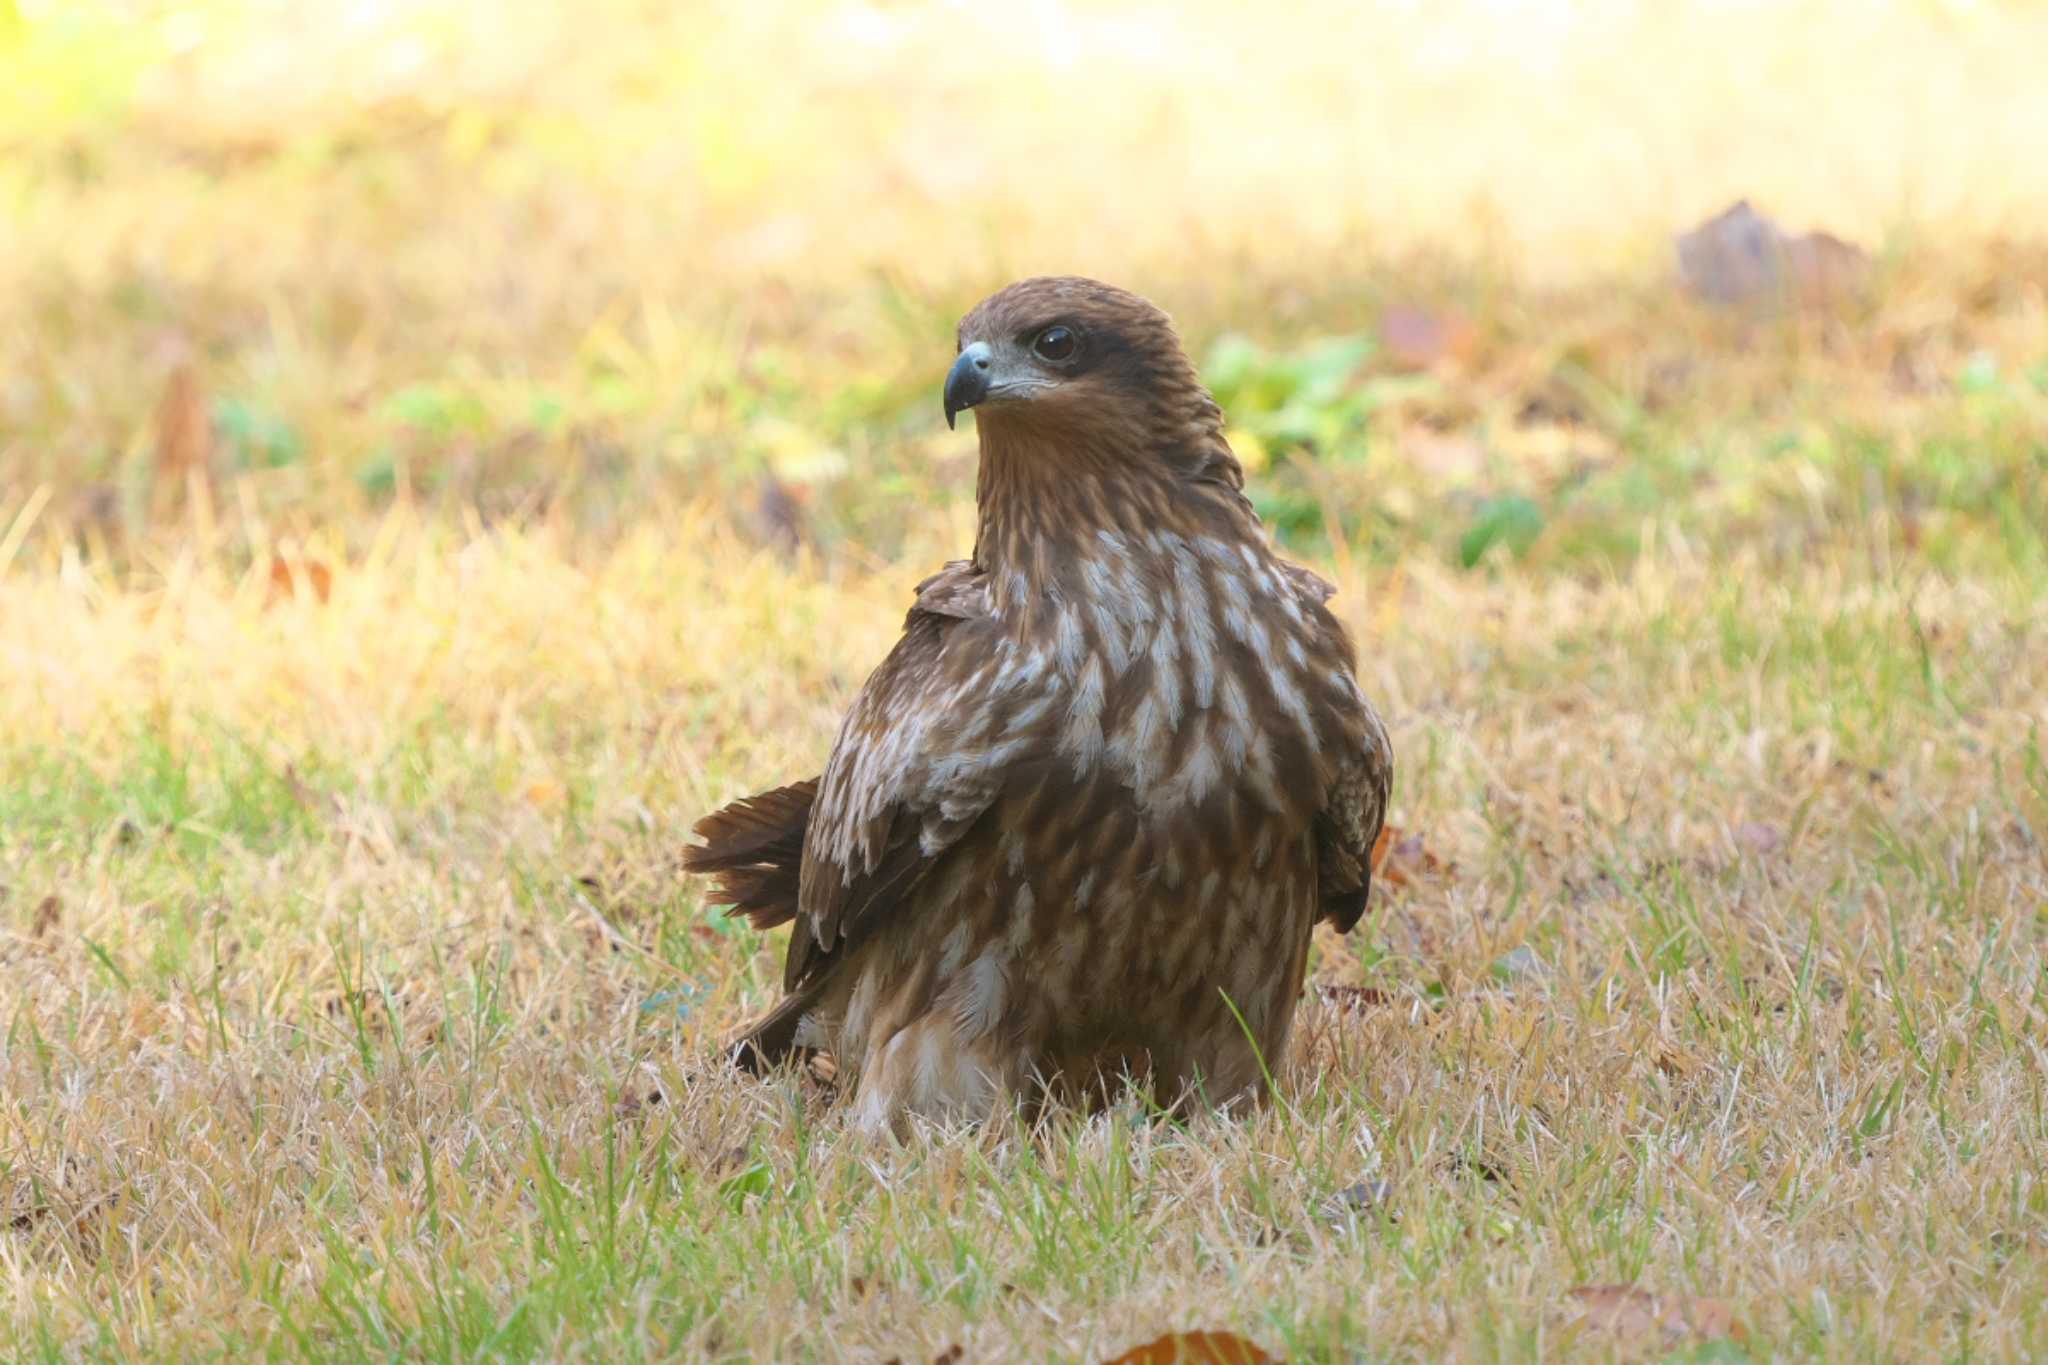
907, 558, 995, 624
1276, 558, 1337, 607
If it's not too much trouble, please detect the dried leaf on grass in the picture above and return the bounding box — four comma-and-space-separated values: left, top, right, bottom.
1566, 1283, 1744, 1345
1734, 820, 1783, 855
1368, 825, 1451, 887
1677, 199, 1869, 308
1316, 984, 1394, 1013
4, 1192, 122, 1259
266, 555, 333, 605
31, 894, 61, 939
1379, 304, 1476, 372
613, 1088, 664, 1121
1101, 1330, 1279, 1365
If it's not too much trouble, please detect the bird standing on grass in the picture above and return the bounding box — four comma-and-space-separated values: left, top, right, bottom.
686, 277, 1391, 1135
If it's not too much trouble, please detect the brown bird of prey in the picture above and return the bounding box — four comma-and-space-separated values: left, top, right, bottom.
685, 277, 1391, 1134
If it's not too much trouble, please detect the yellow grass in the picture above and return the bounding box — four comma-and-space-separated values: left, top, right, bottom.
4, 1, 2048, 1359
4, 513, 2046, 1358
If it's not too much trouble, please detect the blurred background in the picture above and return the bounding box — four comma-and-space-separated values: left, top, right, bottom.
1, 0, 2044, 570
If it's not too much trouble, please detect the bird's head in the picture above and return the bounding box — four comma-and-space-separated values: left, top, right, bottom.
943, 277, 1217, 449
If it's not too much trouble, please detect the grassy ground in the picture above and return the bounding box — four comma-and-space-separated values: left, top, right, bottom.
5, 2, 2048, 1360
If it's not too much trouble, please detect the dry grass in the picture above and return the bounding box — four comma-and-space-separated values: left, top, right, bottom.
4, 1, 2048, 1360
4, 517, 2045, 1360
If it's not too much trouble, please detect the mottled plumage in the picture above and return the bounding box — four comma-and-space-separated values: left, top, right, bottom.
685, 277, 1391, 1133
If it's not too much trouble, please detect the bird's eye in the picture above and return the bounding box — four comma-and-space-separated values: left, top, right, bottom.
1032, 325, 1078, 363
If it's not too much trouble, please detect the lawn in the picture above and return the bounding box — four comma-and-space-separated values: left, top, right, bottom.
3, 2, 2047, 1360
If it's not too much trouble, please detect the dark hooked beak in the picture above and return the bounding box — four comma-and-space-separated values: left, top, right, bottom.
943, 341, 993, 430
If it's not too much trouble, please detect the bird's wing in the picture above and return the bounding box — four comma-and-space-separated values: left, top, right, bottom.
682, 562, 994, 939
1288, 564, 1392, 933
786, 560, 1029, 990
1314, 726, 1391, 932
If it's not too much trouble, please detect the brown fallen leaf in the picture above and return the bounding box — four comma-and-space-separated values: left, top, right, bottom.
1316, 984, 1393, 1013
1653, 1040, 1697, 1079
5, 1192, 122, 1259
1368, 825, 1404, 884
266, 555, 333, 605
1676, 199, 1869, 308
613, 1088, 663, 1120
7, 1204, 50, 1233
1734, 820, 1783, 855
1566, 1283, 1742, 1345
1379, 304, 1476, 372
31, 894, 61, 939
1368, 825, 1450, 887
1101, 1330, 1279, 1365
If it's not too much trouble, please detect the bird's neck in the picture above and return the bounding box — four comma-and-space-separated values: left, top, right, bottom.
971, 425, 1257, 620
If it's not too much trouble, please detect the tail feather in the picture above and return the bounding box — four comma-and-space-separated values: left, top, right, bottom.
727, 983, 824, 1073
683, 778, 817, 869
683, 778, 817, 930
686, 778, 831, 1075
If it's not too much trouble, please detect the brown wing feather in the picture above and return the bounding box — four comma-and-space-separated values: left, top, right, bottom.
909, 558, 993, 620
1315, 744, 1390, 932
1288, 569, 1392, 934
724, 559, 1014, 1066
1279, 560, 1337, 605
796, 589, 1011, 979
